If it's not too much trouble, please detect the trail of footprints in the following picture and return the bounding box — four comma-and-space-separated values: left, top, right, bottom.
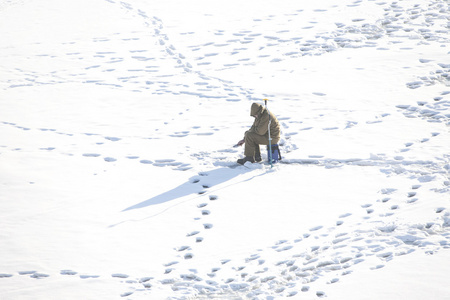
2, 125, 447, 298
175, 172, 219, 263
4, 0, 449, 103
2, 115, 449, 297
76, 0, 448, 102
0, 121, 196, 171
0, 171, 448, 298
108, 0, 257, 102
148, 179, 447, 297
216, 186, 447, 298
141, 180, 449, 298
2, 0, 449, 297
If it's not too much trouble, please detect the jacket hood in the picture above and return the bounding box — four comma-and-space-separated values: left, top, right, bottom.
250, 103, 263, 116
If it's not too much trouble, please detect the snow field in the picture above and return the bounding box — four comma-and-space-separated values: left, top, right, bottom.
0, 0, 449, 299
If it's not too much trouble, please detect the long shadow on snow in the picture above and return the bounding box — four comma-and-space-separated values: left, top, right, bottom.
122, 166, 257, 212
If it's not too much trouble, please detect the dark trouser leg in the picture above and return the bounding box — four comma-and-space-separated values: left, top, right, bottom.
254, 146, 261, 161
244, 132, 269, 157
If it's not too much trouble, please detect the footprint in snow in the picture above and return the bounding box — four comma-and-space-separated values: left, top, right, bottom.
80, 274, 100, 279
407, 191, 417, 198
435, 207, 445, 213
407, 198, 418, 204
323, 127, 339, 131
121, 291, 134, 297
139, 276, 153, 284
140, 159, 153, 164
83, 153, 101, 158
327, 278, 339, 284
126, 156, 139, 160
112, 273, 129, 279
276, 245, 293, 252
31, 273, 50, 279
377, 252, 393, 261
380, 188, 397, 195
18, 271, 36, 275
316, 291, 326, 298
60, 270, 78, 275
339, 213, 352, 218
371, 264, 385, 270
105, 136, 121, 142
164, 261, 178, 267
309, 225, 323, 232
176, 245, 190, 252
187, 231, 200, 237
153, 159, 181, 167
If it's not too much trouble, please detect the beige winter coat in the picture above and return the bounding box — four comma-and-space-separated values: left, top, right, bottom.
246, 103, 281, 143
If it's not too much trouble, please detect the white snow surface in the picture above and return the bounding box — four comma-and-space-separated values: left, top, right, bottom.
1, 0, 449, 299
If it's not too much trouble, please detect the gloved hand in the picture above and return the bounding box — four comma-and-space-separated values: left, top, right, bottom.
234, 139, 244, 147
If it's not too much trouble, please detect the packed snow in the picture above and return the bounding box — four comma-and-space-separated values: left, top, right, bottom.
1, 0, 449, 299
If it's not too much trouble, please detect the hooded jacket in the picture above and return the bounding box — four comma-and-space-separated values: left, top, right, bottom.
246, 103, 281, 143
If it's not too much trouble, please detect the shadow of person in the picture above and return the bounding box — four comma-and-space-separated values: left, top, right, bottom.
122, 166, 251, 212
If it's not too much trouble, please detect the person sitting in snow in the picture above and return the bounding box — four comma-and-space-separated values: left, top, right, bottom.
236, 102, 281, 165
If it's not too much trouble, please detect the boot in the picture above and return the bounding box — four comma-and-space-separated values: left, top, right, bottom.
237, 156, 255, 165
